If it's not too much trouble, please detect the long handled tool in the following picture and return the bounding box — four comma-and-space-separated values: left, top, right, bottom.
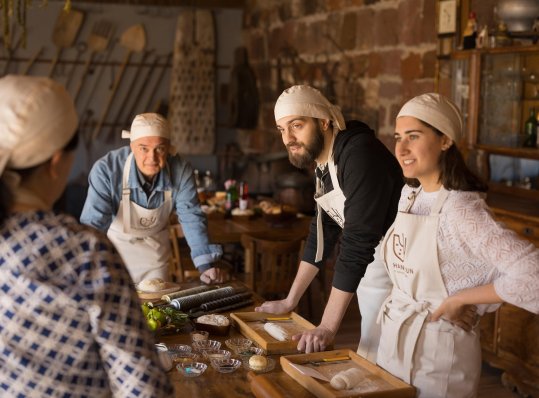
91, 24, 145, 141
73, 20, 113, 104
141, 52, 172, 113
21, 47, 44, 75
48, 8, 85, 78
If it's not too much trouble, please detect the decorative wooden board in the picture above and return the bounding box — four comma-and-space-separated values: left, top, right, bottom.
136, 282, 182, 300
169, 9, 215, 155
229, 311, 315, 354
280, 349, 415, 398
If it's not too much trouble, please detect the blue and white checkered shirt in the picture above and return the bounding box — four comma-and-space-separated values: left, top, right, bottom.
0, 211, 174, 397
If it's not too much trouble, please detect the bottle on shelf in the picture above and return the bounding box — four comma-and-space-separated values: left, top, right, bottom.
193, 169, 206, 203
239, 181, 249, 210
523, 107, 537, 148
203, 170, 216, 198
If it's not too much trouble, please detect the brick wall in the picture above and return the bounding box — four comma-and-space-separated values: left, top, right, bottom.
242, 0, 438, 150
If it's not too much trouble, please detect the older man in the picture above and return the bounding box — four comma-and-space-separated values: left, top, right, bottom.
81, 113, 222, 284
256, 85, 403, 358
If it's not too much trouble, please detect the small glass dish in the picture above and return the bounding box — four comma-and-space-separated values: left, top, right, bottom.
203, 349, 231, 363
190, 330, 209, 343
243, 357, 275, 373
169, 351, 199, 365
225, 338, 252, 354
167, 343, 192, 354
176, 362, 207, 378
237, 346, 265, 361
211, 358, 242, 373
192, 339, 221, 353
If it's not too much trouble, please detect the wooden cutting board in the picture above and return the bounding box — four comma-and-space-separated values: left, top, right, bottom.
137, 282, 181, 300
169, 9, 216, 155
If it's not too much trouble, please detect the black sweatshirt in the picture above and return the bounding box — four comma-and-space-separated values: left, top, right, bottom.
301, 120, 403, 292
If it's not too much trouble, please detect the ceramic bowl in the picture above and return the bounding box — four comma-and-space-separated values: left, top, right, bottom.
211, 358, 242, 373
176, 362, 207, 378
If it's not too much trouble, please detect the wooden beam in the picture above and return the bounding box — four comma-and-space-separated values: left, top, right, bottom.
61, 0, 245, 8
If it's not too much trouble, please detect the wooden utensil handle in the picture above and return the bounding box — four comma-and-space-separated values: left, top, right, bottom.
73, 52, 94, 103
48, 48, 62, 78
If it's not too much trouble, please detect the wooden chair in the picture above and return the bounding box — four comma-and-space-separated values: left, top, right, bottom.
240, 232, 304, 300
168, 224, 200, 282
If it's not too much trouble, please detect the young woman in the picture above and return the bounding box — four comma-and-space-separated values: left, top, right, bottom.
0, 75, 172, 397
377, 93, 539, 397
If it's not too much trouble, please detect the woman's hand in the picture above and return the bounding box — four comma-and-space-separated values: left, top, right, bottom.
430, 297, 478, 332
292, 326, 335, 353
254, 299, 295, 314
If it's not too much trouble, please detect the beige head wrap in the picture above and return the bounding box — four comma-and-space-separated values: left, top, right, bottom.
274, 85, 346, 133
122, 113, 171, 141
0, 75, 78, 176
396, 93, 463, 142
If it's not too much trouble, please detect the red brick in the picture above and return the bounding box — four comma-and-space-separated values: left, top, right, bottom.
376, 50, 402, 75
379, 81, 401, 98
267, 22, 295, 58
422, 50, 437, 78
368, 52, 381, 78
340, 12, 357, 50
421, 0, 436, 42
326, 0, 345, 11
378, 105, 387, 131
398, 0, 422, 46
401, 52, 422, 80
375, 8, 399, 47
245, 32, 266, 62
402, 80, 436, 100
356, 8, 375, 50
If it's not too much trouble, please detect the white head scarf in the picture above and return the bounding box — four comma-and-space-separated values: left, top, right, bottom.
396, 93, 463, 142
0, 75, 78, 176
274, 85, 346, 133
122, 113, 171, 141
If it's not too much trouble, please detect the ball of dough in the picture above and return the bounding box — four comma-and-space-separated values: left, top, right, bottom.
249, 355, 268, 371
137, 278, 166, 292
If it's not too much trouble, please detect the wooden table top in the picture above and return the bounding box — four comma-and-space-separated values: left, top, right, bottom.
157, 282, 314, 398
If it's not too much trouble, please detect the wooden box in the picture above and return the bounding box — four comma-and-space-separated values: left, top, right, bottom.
280, 349, 415, 398
229, 311, 315, 354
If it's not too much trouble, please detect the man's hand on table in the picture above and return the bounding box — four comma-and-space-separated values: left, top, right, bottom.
254, 298, 295, 314
293, 325, 335, 353
200, 267, 228, 284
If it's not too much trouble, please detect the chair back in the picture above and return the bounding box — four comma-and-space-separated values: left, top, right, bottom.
240, 233, 304, 300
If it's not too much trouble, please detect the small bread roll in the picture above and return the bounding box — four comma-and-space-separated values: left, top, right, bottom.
249, 355, 268, 371
263, 322, 288, 341
330, 368, 363, 390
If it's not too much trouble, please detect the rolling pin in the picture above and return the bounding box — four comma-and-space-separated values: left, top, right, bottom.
247, 371, 285, 398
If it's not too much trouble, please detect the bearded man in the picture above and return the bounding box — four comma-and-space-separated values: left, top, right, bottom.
256, 85, 403, 360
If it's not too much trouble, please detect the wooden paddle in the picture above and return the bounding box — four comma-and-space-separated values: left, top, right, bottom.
48, 8, 85, 78
92, 24, 145, 141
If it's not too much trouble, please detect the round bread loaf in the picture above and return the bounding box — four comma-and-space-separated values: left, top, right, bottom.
249, 355, 267, 371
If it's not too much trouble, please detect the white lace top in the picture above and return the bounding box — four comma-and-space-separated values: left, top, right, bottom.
399, 185, 539, 314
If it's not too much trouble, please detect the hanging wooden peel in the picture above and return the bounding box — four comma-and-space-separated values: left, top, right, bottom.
92, 24, 146, 141
48, 8, 85, 78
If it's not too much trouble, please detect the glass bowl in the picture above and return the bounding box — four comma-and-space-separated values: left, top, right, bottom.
176, 362, 207, 378
167, 343, 192, 354
243, 356, 275, 373
237, 346, 265, 361
203, 349, 231, 363
190, 330, 209, 343
225, 338, 252, 354
192, 339, 221, 352
169, 351, 200, 365
211, 358, 242, 373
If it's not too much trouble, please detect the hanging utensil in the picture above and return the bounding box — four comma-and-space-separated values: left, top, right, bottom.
48, 8, 85, 78
141, 52, 172, 114
1, 33, 23, 76
108, 48, 154, 137
92, 24, 146, 141
21, 46, 44, 75
73, 20, 114, 104
65, 42, 87, 89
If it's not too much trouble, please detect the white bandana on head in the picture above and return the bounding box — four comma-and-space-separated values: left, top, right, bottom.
122, 113, 171, 141
0, 75, 78, 178
274, 85, 346, 134
396, 93, 463, 143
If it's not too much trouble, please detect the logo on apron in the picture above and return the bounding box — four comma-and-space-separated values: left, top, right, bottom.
139, 216, 157, 228
327, 207, 344, 228
392, 233, 406, 262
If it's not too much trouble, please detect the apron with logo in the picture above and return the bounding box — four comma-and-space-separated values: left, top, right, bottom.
107, 153, 173, 284
314, 137, 390, 364
377, 187, 481, 397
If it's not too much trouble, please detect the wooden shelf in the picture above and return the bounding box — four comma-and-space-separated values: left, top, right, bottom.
487, 185, 539, 216
475, 144, 539, 161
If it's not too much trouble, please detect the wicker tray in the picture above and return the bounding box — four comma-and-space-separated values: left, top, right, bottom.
280, 349, 415, 398
229, 311, 315, 354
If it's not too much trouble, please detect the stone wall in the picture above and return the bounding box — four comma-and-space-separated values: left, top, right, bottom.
242, 0, 438, 151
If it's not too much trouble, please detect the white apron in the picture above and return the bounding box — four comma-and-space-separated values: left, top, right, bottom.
377, 187, 481, 398
107, 153, 173, 284
314, 140, 390, 364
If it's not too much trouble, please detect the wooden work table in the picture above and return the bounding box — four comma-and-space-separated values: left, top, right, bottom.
155, 282, 315, 398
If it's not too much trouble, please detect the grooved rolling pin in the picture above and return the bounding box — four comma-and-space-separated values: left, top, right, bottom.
170, 286, 235, 310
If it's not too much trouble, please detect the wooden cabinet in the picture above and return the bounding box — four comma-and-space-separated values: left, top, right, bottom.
451, 46, 539, 397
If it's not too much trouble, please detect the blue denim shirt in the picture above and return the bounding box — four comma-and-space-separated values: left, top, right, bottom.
80, 146, 221, 271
